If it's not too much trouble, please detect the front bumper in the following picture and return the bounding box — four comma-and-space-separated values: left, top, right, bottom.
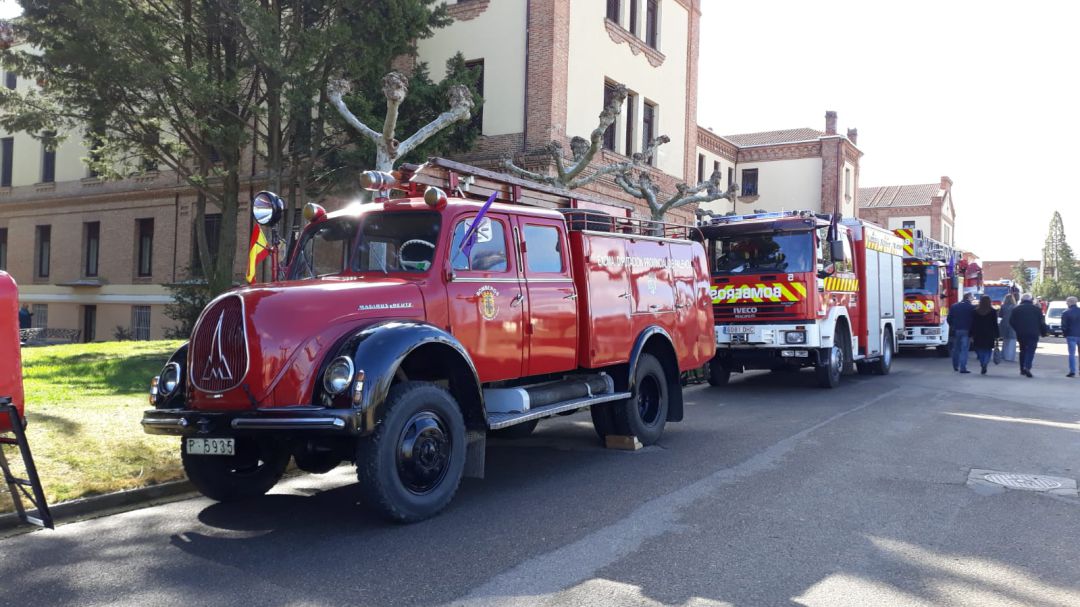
898, 325, 947, 347
141, 406, 363, 437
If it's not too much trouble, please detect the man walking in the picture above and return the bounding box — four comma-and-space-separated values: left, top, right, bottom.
1009, 294, 1048, 377
947, 293, 975, 373
19, 304, 32, 329
1061, 296, 1080, 378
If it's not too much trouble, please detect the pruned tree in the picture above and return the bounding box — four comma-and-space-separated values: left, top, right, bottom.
328, 71, 473, 172
1011, 259, 1032, 293
500, 83, 737, 220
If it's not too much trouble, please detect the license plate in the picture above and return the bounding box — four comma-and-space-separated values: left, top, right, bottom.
185, 437, 235, 456
732, 334, 749, 344
723, 326, 755, 335
781, 350, 809, 358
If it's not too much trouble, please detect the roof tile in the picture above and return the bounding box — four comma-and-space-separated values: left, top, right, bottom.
857, 184, 941, 208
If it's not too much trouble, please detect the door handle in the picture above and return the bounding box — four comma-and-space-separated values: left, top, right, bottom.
649, 304, 661, 312
511, 293, 524, 307
675, 303, 689, 310
618, 292, 630, 299
563, 293, 578, 300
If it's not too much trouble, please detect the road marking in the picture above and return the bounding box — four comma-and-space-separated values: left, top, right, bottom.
449, 387, 902, 607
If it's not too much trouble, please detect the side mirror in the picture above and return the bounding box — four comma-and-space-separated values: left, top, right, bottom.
253, 191, 284, 227
829, 240, 847, 263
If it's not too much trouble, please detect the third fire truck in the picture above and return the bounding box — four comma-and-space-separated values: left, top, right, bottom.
893, 228, 961, 355
699, 211, 904, 389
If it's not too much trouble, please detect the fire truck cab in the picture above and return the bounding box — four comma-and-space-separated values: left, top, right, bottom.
893, 228, 961, 354
700, 211, 904, 388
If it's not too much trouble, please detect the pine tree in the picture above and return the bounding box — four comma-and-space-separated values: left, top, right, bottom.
1011, 259, 1031, 292
1035, 211, 1080, 299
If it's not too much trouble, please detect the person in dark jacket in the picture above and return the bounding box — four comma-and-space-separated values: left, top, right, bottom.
1009, 293, 1048, 377
1062, 296, 1080, 377
19, 304, 32, 329
947, 293, 975, 373
972, 295, 1000, 374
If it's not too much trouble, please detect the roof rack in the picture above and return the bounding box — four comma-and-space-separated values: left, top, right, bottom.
698, 209, 818, 227
893, 228, 958, 263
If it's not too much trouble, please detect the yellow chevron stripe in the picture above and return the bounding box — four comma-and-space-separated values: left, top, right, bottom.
777, 284, 798, 302
792, 282, 807, 297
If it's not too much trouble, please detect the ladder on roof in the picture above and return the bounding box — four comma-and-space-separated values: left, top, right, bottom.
0, 399, 53, 529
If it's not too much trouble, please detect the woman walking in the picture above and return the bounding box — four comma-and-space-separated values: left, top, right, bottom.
999, 294, 1018, 362
973, 295, 1000, 374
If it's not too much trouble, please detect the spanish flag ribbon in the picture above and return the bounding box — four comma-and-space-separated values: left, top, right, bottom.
246, 224, 270, 283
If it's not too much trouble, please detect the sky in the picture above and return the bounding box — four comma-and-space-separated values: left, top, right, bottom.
2, 0, 1075, 261
699, 0, 1080, 262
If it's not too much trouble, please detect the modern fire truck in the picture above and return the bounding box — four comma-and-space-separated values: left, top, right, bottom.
142, 159, 715, 522
982, 280, 1014, 309
699, 211, 904, 388
892, 228, 961, 355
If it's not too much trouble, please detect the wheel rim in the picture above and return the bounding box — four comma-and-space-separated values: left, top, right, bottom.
637, 373, 662, 426
396, 411, 452, 495
883, 336, 892, 367
830, 345, 843, 380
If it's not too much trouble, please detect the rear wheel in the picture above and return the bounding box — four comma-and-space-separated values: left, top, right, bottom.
355, 381, 465, 523
613, 353, 669, 445
182, 438, 289, 502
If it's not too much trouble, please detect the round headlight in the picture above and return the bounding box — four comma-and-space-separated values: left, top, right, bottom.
160, 362, 182, 395
323, 356, 355, 395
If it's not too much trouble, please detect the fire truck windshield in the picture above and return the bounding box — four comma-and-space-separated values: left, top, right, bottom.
984, 285, 1011, 303
903, 265, 940, 296
290, 211, 441, 279
711, 232, 813, 275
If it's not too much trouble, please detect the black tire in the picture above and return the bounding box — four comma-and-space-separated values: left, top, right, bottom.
355, 381, 465, 523
591, 402, 619, 442
837, 324, 855, 375
181, 438, 289, 502
873, 329, 894, 375
293, 444, 342, 474
707, 360, 731, 386
489, 418, 539, 439
815, 342, 843, 388
613, 353, 669, 445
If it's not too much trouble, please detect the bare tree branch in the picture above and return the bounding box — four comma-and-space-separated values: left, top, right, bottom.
327, 78, 380, 141
565, 135, 669, 189
380, 71, 407, 156
502, 157, 561, 186
395, 83, 473, 158
562, 84, 627, 181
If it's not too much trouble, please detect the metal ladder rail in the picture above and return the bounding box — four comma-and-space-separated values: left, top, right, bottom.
0, 400, 54, 529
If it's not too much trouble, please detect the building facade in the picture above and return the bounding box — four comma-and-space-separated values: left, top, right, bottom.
858, 177, 956, 246
694, 111, 862, 218
982, 260, 1040, 283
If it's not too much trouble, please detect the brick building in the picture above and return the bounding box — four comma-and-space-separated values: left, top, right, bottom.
858, 177, 957, 246
982, 260, 1040, 283
694, 111, 862, 218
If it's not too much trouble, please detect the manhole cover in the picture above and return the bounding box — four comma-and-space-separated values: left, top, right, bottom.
983, 473, 1063, 491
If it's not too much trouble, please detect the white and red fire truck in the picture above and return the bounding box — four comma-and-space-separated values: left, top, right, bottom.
698, 211, 904, 388
893, 228, 962, 355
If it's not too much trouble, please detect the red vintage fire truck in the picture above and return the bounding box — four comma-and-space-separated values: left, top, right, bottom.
893, 228, 961, 355
142, 160, 715, 522
698, 211, 904, 388
1, 271, 53, 528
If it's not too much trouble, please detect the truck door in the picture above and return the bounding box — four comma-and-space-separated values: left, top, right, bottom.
446, 213, 525, 382
517, 218, 579, 376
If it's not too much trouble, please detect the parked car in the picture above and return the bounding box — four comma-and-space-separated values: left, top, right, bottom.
1047, 300, 1068, 336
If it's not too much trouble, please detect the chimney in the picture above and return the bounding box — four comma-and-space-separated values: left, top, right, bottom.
940, 176, 952, 191
846, 128, 858, 145
825, 111, 837, 135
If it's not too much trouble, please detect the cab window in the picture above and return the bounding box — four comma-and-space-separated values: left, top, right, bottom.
450, 216, 508, 272
523, 225, 565, 273
352, 211, 441, 274
817, 227, 854, 274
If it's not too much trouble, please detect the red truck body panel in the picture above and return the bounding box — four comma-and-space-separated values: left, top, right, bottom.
183, 199, 713, 413
0, 271, 25, 432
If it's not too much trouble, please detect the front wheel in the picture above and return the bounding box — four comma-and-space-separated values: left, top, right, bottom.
873, 329, 894, 375
613, 353, 669, 445
815, 344, 843, 388
707, 360, 731, 386
355, 381, 465, 523
181, 438, 290, 502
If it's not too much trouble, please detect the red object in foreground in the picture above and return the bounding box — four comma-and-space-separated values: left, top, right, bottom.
0, 271, 24, 433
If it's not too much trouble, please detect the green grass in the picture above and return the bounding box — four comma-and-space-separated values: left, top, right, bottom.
2, 340, 186, 513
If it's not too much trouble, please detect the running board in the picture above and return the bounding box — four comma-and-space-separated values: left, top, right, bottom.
487, 392, 630, 430
0, 400, 54, 529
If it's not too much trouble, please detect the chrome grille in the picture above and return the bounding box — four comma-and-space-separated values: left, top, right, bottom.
190, 295, 248, 393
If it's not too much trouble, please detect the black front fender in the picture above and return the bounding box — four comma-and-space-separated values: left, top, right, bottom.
335, 321, 485, 431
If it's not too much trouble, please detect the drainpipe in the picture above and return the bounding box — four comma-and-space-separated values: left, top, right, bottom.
522, 0, 531, 150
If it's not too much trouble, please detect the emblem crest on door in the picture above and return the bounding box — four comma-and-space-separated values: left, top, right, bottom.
476, 285, 499, 320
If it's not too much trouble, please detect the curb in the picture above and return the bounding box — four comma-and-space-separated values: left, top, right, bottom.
0, 479, 196, 534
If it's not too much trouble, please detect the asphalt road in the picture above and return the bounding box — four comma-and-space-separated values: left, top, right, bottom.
2, 340, 1079, 607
